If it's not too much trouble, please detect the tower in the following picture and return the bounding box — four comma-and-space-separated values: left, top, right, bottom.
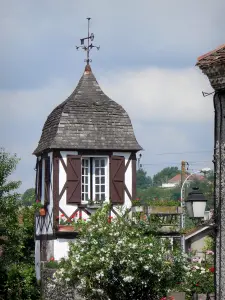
34, 19, 142, 279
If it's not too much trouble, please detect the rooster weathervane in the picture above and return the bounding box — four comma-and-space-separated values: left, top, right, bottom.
76, 17, 100, 64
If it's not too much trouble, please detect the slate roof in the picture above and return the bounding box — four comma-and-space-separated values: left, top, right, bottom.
33, 65, 142, 155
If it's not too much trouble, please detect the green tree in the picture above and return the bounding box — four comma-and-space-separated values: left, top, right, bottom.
136, 169, 152, 190
137, 186, 174, 202
153, 167, 180, 186
21, 188, 36, 206
0, 149, 39, 300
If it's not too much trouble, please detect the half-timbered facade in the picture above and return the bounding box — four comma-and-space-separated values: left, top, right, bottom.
33, 64, 142, 279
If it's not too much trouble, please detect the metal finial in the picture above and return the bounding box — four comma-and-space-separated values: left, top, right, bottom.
76, 17, 100, 64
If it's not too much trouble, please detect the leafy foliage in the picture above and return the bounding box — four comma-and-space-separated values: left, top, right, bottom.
0, 149, 39, 300
137, 167, 214, 210
153, 167, 180, 187
177, 250, 214, 298
136, 169, 152, 189
55, 205, 188, 300
21, 188, 36, 206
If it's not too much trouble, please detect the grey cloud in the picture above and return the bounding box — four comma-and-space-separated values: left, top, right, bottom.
0, 0, 225, 89
0, 66, 214, 192
0, 0, 218, 191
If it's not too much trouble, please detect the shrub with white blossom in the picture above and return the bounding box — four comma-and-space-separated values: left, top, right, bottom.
54, 205, 188, 300
176, 250, 215, 298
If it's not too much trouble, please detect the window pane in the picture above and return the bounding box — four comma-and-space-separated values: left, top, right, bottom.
101, 177, 105, 184
101, 168, 105, 175
85, 176, 88, 184
82, 194, 84, 200
82, 176, 84, 183
82, 185, 84, 192
101, 194, 105, 201
95, 168, 99, 175
101, 186, 105, 193
96, 185, 99, 193
85, 185, 88, 193
101, 159, 105, 167
85, 160, 89, 167
95, 194, 99, 201
95, 177, 99, 184
95, 160, 99, 167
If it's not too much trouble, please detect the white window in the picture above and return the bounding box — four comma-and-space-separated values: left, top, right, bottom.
81, 157, 107, 202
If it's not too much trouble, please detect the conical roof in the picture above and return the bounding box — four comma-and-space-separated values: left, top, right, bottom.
33, 65, 142, 155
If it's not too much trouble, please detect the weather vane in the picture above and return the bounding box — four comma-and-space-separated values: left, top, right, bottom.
76, 17, 100, 64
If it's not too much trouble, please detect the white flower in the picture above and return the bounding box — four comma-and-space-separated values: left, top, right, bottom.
123, 276, 134, 282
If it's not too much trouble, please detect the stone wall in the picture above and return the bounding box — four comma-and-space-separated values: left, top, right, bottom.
41, 267, 83, 300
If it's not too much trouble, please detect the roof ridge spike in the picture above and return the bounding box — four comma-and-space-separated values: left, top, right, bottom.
84, 64, 92, 74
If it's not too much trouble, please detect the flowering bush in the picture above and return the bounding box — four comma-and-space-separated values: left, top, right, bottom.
54, 205, 188, 300
174, 249, 215, 298
181, 263, 214, 296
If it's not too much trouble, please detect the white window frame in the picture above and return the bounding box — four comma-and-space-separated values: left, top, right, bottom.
81, 156, 109, 203
81, 158, 91, 202
93, 157, 107, 202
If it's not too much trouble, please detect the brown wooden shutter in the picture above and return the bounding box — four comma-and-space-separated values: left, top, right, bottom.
67, 155, 81, 204
53, 153, 59, 226
110, 156, 125, 204
37, 159, 42, 200
44, 157, 50, 204
131, 153, 137, 199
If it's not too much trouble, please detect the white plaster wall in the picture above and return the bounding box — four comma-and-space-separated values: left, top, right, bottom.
59, 151, 78, 218
35, 240, 41, 280
54, 239, 75, 260
113, 152, 132, 209
188, 233, 208, 257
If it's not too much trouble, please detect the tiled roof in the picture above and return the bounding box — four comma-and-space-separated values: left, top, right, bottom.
196, 44, 225, 91
196, 44, 225, 67
168, 174, 205, 183
33, 65, 142, 155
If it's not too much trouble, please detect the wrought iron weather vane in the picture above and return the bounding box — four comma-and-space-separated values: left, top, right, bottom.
76, 17, 100, 64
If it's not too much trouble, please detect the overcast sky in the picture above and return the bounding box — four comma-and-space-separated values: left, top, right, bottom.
1, 0, 224, 192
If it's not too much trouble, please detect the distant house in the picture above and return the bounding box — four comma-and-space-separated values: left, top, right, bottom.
185, 210, 214, 257
161, 183, 177, 188
167, 173, 205, 186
